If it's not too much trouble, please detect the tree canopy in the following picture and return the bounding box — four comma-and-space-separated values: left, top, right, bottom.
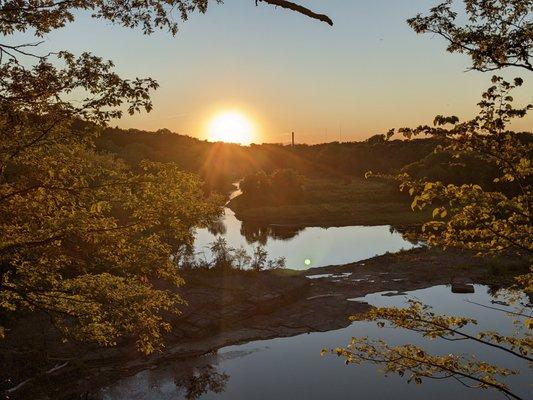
408, 0, 532, 71
329, 80, 532, 400
0, 0, 226, 353
0, 0, 337, 354
399, 76, 532, 255
0, 110, 222, 352
0, 0, 331, 41
325, 0, 532, 395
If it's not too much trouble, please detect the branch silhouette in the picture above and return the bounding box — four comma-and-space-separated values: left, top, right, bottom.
259, 0, 333, 25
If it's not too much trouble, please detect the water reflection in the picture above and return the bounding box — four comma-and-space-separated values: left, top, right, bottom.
207, 219, 227, 236
195, 207, 417, 270
239, 222, 304, 245
176, 365, 228, 400
101, 285, 531, 400
101, 353, 229, 400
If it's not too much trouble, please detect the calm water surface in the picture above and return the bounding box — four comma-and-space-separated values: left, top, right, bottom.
194, 206, 416, 270
101, 285, 531, 400
104, 187, 530, 399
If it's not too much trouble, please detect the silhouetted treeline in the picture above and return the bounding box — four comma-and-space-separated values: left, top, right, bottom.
96, 126, 436, 191
96, 126, 532, 194
240, 169, 305, 206
403, 131, 533, 194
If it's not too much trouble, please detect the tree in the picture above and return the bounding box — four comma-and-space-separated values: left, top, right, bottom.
325, 2, 532, 397
0, 7, 226, 355
233, 246, 252, 270
240, 170, 271, 198
0, 0, 332, 356
270, 169, 304, 199
0, 111, 222, 352
399, 77, 532, 255
366, 130, 395, 145
239, 169, 304, 206
267, 256, 286, 270
329, 79, 532, 398
326, 299, 531, 400
251, 245, 268, 271
209, 237, 234, 269
408, 0, 532, 71
0, 0, 332, 44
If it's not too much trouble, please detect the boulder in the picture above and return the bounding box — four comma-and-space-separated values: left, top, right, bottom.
451, 278, 475, 293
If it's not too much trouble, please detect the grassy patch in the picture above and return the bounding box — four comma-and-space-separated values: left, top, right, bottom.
229, 178, 431, 226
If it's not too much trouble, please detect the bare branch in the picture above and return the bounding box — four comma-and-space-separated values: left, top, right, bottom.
258, 0, 333, 26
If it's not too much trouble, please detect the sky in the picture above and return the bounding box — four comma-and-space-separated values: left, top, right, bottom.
15, 0, 533, 143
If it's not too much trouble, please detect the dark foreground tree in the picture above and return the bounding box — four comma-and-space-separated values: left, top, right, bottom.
0, 0, 332, 43
0, 0, 331, 355
325, 85, 532, 399
325, 1, 532, 397
0, 62, 223, 351
408, 0, 532, 71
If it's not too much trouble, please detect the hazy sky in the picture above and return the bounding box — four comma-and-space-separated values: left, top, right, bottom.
20, 0, 533, 143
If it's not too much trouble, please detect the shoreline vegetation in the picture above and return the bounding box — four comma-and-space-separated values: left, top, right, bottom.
228, 177, 432, 227
96, 127, 445, 194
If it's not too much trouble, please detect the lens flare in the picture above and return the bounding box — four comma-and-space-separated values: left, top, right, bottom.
207, 110, 254, 144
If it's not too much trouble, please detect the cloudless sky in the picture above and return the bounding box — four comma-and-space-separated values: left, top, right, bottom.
17, 0, 533, 143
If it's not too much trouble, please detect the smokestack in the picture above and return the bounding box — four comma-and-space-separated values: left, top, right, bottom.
292, 131, 295, 147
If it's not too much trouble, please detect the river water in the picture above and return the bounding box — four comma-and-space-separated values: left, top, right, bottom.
193, 185, 416, 269
101, 285, 531, 400
101, 188, 530, 399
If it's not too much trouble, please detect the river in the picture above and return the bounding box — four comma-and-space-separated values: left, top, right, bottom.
194, 185, 417, 270
101, 285, 531, 399
100, 187, 530, 399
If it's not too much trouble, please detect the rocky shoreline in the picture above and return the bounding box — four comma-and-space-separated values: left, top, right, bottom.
3, 247, 503, 399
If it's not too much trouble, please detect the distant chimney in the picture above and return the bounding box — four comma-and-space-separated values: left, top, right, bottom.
291, 131, 295, 147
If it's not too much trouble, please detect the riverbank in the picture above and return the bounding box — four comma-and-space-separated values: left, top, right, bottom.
3, 246, 521, 399
228, 178, 432, 227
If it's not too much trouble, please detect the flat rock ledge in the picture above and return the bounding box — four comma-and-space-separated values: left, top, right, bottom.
3, 247, 497, 399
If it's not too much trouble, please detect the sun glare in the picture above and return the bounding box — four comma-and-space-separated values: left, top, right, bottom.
207, 110, 254, 144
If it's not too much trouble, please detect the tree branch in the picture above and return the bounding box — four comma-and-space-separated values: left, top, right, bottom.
258, 0, 333, 26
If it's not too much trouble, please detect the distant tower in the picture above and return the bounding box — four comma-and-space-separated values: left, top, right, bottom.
292, 131, 295, 147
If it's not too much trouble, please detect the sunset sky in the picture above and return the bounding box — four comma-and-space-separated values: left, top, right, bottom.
23, 0, 533, 143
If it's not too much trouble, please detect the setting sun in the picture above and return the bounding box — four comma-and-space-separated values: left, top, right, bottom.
207, 110, 255, 144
